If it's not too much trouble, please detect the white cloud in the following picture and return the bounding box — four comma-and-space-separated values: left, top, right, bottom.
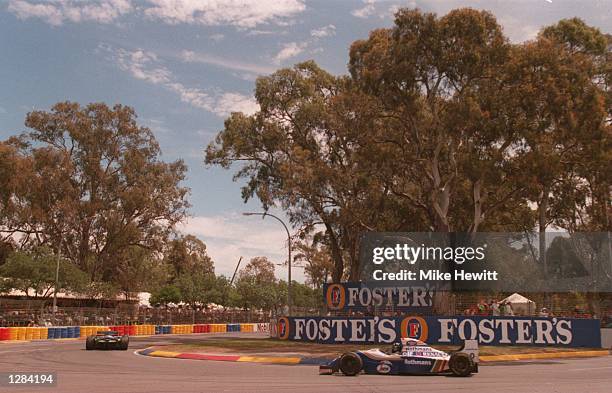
177, 213, 303, 281
141, 117, 172, 135
388, 4, 401, 18
144, 0, 305, 28
231, 72, 259, 82
310, 24, 336, 38
209, 33, 225, 42
272, 23, 336, 65
115, 48, 172, 84
246, 29, 278, 36
7, 0, 132, 26
352, 0, 377, 19
7, 0, 305, 29
214, 92, 260, 116
166, 81, 258, 117
498, 15, 540, 42
273, 41, 307, 64
180, 50, 275, 75
104, 45, 258, 116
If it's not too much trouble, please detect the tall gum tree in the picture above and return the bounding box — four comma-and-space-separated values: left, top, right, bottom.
206, 9, 610, 282
348, 8, 532, 233
206, 62, 391, 280
0, 102, 190, 283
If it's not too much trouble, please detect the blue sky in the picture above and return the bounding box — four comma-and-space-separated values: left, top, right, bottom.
0, 0, 610, 280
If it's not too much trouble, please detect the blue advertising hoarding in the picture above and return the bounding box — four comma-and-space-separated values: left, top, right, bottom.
275, 316, 601, 348
323, 282, 434, 312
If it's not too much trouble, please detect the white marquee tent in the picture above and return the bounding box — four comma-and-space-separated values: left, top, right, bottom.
502, 293, 536, 316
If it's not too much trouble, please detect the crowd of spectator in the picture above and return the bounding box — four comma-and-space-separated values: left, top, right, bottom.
1, 296, 609, 327
0, 305, 268, 327
463, 299, 515, 316
462, 298, 608, 320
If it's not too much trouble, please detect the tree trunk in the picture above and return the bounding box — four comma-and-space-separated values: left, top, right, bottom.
539, 184, 549, 275
471, 179, 483, 234
348, 235, 360, 281
324, 223, 344, 282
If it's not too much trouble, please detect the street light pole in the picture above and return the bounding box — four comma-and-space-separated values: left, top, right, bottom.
243, 212, 292, 316
53, 252, 60, 318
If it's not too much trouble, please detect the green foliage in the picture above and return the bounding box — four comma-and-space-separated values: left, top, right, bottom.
0, 241, 13, 266
226, 286, 243, 308
231, 257, 283, 311
115, 246, 168, 297
207, 8, 611, 281
84, 281, 119, 300
238, 256, 276, 283
290, 281, 321, 309
546, 237, 589, 278
165, 234, 214, 278
541, 17, 608, 55
294, 241, 333, 288
0, 247, 89, 298
150, 284, 181, 306
208, 275, 231, 305
0, 102, 189, 284
175, 272, 214, 306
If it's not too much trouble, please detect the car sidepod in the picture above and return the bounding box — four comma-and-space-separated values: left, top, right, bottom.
359, 350, 445, 375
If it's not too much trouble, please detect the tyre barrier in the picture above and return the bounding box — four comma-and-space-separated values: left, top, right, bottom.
0, 323, 266, 341
210, 324, 228, 333
193, 324, 211, 333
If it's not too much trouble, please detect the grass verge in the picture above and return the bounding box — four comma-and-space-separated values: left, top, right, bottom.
150, 337, 603, 357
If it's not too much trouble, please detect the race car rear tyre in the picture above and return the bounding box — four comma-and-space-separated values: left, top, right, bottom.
339, 352, 363, 376
119, 335, 129, 350
449, 352, 474, 377
85, 336, 96, 350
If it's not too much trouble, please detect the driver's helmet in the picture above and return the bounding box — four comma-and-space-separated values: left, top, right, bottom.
391, 342, 402, 353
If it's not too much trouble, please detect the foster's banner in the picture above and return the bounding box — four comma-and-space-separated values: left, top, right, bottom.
323, 282, 434, 312
274, 316, 601, 348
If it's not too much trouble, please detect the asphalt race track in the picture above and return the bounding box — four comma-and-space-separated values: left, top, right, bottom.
0, 333, 610, 393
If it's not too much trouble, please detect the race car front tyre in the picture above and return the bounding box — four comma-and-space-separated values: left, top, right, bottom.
449, 352, 474, 377
339, 352, 363, 376
119, 335, 129, 350
85, 336, 96, 350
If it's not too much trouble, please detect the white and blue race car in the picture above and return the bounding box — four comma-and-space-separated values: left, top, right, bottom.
319, 338, 479, 377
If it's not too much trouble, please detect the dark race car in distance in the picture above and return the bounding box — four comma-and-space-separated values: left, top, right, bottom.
86, 331, 129, 350
319, 338, 479, 377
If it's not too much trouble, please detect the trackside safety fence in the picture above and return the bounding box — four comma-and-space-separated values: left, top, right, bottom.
0, 323, 267, 341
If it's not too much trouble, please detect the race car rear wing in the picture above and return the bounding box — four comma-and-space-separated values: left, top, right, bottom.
458, 339, 479, 363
